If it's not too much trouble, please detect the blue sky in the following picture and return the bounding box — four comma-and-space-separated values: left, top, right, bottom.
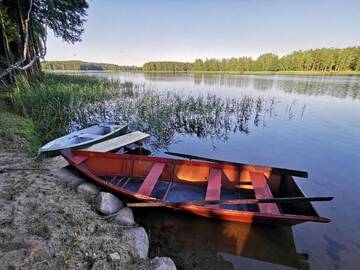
46, 0, 360, 66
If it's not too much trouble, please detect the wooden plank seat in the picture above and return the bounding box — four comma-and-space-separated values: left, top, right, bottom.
205, 168, 222, 208
86, 131, 150, 152
137, 163, 166, 196
249, 172, 280, 215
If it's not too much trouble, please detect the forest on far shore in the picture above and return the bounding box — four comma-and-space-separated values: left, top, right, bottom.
42, 60, 142, 71
42, 46, 360, 74
143, 46, 360, 72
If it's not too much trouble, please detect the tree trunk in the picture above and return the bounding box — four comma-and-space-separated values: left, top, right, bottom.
16, 0, 40, 79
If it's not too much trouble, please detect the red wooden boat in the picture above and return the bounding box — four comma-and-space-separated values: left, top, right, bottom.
61, 149, 331, 226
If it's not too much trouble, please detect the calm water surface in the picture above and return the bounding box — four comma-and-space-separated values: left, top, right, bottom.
87, 72, 360, 270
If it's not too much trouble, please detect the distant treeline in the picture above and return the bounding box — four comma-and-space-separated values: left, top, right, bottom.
143, 61, 193, 72
42, 61, 142, 71
143, 46, 360, 72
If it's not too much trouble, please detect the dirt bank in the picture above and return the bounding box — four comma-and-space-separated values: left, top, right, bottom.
0, 147, 155, 269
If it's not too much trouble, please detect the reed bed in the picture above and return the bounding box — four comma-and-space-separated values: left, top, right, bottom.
11, 73, 121, 142
72, 85, 278, 150
9, 73, 298, 151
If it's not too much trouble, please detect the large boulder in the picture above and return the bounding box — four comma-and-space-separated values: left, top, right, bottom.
76, 182, 99, 196
97, 192, 123, 215
121, 227, 149, 259
150, 257, 177, 270
114, 207, 135, 226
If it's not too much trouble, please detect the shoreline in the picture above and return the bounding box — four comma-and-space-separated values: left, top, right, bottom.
44, 69, 360, 77
143, 70, 360, 76
0, 93, 177, 269
0, 142, 176, 269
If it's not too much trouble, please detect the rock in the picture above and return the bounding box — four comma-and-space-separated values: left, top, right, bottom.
51, 167, 85, 187
114, 207, 135, 226
121, 227, 149, 259
150, 257, 177, 270
97, 192, 123, 215
76, 182, 99, 195
107, 252, 121, 262
106, 249, 131, 265
0, 202, 14, 225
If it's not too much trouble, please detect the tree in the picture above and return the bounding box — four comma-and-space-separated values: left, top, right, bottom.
0, 0, 88, 82
193, 59, 204, 71
254, 53, 282, 71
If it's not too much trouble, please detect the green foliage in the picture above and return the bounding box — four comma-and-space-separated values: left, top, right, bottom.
42, 60, 142, 71
254, 53, 282, 71
10, 73, 120, 143
143, 61, 193, 72
0, 110, 41, 153
143, 46, 360, 73
33, 0, 88, 43
193, 59, 204, 71
0, 0, 89, 81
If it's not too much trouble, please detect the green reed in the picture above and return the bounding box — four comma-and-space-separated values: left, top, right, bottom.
72, 85, 277, 150
10, 73, 120, 143
8, 73, 299, 151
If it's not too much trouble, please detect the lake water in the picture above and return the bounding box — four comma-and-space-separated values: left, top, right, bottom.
85, 72, 360, 270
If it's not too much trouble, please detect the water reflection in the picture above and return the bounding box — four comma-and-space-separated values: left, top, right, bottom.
143, 73, 360, 100
136, 208, 309, 270
71, 85, 303, 151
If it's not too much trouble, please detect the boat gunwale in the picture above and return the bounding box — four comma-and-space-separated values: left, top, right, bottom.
73, 150, 284, 175
62, 149, 331, 225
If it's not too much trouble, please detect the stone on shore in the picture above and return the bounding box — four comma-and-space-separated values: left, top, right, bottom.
150, 257, 177, 270
121, 227, 149, 259
107, 252, 121, 262
50, 167, 85, 187
76, 182, 99, 195
0, 201, 14, 225
114, 207, 135, 226
97, 192, 123, 215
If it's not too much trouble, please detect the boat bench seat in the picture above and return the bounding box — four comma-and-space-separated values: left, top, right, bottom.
250, 172, 280, 215
205, 168, 222, 208
137, 162, 166, 196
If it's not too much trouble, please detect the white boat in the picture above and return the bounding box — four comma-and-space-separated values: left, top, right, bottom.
38, 123, 128, 156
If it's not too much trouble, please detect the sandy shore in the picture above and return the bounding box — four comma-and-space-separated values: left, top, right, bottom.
0, 147, 174, 269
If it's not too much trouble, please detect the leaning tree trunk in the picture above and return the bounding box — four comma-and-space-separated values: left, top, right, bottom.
0, 6, 15, 83
15, 0, 40, 80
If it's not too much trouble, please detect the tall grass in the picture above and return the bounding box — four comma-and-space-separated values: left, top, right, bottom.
9, 73, 302, 151
11, 73, 120, 143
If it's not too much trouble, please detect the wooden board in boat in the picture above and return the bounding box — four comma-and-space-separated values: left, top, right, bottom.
86, 131, 149, 152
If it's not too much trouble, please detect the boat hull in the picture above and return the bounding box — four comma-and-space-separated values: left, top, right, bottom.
61, 149, 331, 226
39, 124, 128, 156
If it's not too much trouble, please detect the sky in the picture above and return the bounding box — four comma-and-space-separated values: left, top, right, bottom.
46, 0, 360, 66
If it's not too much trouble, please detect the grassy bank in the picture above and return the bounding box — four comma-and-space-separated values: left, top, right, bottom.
1, 73, 121, 154
11, 73, 120, 144
0, 97, 41, 154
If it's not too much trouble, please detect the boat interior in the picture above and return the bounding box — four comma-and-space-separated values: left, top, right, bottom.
77, 151, 319, 217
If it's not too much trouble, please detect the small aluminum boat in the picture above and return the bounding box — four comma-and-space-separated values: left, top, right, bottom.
38, 123, 128, 156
